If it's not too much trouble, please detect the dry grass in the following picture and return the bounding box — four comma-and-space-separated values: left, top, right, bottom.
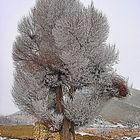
0, 124, 140, 140
83, 128, 140, 140
76, 134, 107, 140
0, 125, 34, 139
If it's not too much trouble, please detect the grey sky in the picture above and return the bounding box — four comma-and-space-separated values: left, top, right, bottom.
0, 0, 140, 115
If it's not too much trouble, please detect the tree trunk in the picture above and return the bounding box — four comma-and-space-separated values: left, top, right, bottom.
60, 117, 75, 140
54, 86, 75, 140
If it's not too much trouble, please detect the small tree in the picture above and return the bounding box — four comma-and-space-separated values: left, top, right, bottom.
12, 0, 129, 139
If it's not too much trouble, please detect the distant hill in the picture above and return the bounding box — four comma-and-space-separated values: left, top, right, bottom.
0, 115, 12, 125
0, 111, 36, 125
101, 99, 140, 122
101, 88, 140, 124
124, 88, 140, 108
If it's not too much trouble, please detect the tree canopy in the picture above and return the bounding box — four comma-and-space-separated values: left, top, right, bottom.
12, 0, 129, 136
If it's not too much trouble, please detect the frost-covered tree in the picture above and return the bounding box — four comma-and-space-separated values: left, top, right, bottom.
12, 0, 129, 139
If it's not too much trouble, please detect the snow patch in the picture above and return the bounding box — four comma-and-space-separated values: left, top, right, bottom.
0, 137, 19, 140
134, 137, 140, 140
121, 136, 140, 140
76, 132, 93, 136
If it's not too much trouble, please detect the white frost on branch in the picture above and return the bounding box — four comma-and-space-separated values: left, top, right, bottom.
62, 85, 114, 127
12, 70, 63, 129
52, 2, 118, 86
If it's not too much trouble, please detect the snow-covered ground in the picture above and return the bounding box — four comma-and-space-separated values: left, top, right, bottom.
89, 116, 127, 128
90, 121, 126, 128
121, 136, 140, 140
88, 116, 140, 129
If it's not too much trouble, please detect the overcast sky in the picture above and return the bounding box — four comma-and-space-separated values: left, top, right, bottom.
0, 0, 140, 115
